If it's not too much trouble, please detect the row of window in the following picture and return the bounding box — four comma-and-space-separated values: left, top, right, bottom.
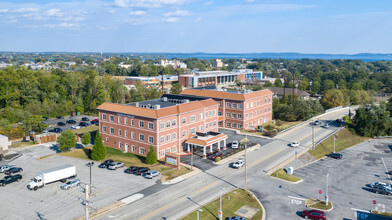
226, 122, 242, 129
246, 107, 271, 119
107, 140, 177, 156
102, 114, 155, 129
162, 120, 218, 142
226, 112, 242, 119
245, 98, 272, 109
103, 126, 156, 144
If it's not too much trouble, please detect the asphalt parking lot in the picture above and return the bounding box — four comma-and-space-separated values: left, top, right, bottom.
181, 128, 272, 171
43, 115, 98, 133
255, 139, 392, 220
0, 144, 158, 220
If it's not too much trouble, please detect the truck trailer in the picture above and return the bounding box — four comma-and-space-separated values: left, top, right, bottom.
28, 164, 76, 191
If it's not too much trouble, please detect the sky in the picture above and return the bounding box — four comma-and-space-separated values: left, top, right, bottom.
1, 0, 392, 54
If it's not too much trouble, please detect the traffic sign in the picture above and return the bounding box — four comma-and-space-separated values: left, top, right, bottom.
218, 211, 222, 218
373, 200, 376, 205
318, 190, 322, 194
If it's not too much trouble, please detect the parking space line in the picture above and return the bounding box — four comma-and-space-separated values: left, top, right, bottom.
288, 196, 307, 201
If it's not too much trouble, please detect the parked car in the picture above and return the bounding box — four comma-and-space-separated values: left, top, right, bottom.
328, 153, 342, 159
53, 128, 63, 133
60, 179, 81, 190
57, 122, 66, 126
373, 185, 392, 195
225, 217, 247, 220
389, 170, 392, 175
144, 170, 160, 179
335, 119, 342, 123
322, 123, 330, 128
291, 142, 300, 147
107, 162, 124, 170
231, 141, 239, 149
66, 120, 76, 124
42, 116, 49, 121
208, 151, 222, 160
71, 125, 81, 130
134, 167, 150, 175
124, 166, 140, 174
0, 165, 16, 173
369, 182, 390, 189
81, 117, 90, 121
79, 122, 89, 127
98, 159, 114, 168
302, 209, 326, 220
91, 119, 99, 122
5, 167, 23, 175
57, 116, 64, 119
48, 129, 56, 133
0, 174, 22, 186
232, 159, 245, 169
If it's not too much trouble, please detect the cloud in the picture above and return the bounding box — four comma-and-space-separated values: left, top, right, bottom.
45, 22, 80, 29
164, 9, 191, 17
204, 1, 213, 6
129, 10, 146, 16
124, 18, 144, 25
165, 17, 179, 22
0, 9, 9, 13
45, 8, 63, 16
112, 0, 187, 8
245, 0, 256, 2
14, 8, 39, 13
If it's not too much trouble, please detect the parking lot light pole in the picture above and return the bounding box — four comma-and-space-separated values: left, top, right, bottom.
197, 208, 203, 220
191, 145, 193, 171
325, 173, 329, 205
86, 162, 94, 194
219, 187, 225, 220
245, 132, 247, 192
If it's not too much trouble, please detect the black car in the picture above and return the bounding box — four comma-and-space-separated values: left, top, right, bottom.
134, 167, 150, 175
53, 128, 63, 133
81, 117, 90, 121
124, 166, 140, 174
5, 167, 23, 175
328, 153, 342, 159
79, 122, 89, 127
42, 116, 49, 121
90, 121, 97, 125
48, 129, 56, 133
98, 159, 114, 168
66, 120, 76, 124
0, 174, 22, 186
57, 122, 66, 126
57, 116, 64, 119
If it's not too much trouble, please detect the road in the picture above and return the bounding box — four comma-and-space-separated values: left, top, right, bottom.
97, 108, 351, 220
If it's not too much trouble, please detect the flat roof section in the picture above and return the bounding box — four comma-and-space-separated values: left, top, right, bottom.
127, 94, 209, 109
186, 131, 228, 147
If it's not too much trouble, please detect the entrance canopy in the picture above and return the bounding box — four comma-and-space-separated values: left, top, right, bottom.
186, 131, 227, 147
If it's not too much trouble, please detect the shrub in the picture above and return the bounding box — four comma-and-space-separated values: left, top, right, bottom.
215, 156, 221, 162
57, 130, 77, 152
81, 133, 91, 146
145, 145, 157, 165
91, 131, 106, 160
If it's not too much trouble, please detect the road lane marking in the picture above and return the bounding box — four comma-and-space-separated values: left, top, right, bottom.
288, 196, 307, 201
249, 147, 285, 168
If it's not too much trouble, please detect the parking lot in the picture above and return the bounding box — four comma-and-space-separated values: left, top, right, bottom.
181, 128, 272, 171
43, 115, 98, 133
0, 144, 158, 220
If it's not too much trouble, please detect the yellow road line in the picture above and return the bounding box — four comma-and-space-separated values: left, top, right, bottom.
296, 127, 322, 143
249, 147, 285, 168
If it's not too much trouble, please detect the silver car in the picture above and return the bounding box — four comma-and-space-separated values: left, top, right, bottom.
107, 162, 124, 170
0, 165, 16, 173
144, 171, 160, 179
60, 179, 81, 190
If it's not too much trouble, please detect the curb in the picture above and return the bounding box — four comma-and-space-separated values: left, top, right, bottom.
269, 175, 303, 184
246, 189, 266, 220
214, 144, 260, 165
306, 200, 334, 212
161, 164, 202, 185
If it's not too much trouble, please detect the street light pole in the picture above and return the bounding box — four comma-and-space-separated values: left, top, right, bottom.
191, 145, 193, 171
86, 162, 94, 194
197, 208, 203, 220
312, 118, 315, 150
325, 173, 329, 205
219, 187, 225, 220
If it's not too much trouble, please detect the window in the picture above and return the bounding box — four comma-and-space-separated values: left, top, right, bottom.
199, 113, 203, 120
199, 125, 203, 131
237, 124, 242, 129
209, 122, 212, 127
118, 129, 122, 136
218, 101, 222, 106
118, 117, 122, 123
238, 114, 242, 119
213, 109, 216, 115
125, 118, 127, 125
226, 112, 230, 117
269, 107, 271, 111
110, 128, 114, 134
232, 123, 236, 128
246, 114, 249, 119
110, 115, 114, 121
139, 121, 144, 128
148, 136, 154, 143
246, 103, 249, 109
160, 122, 165, 130
226, 102, 230, 107
209, 110, 212, 116
172, 119, 177, 126
205, 111, 208, 118
166, 121, 171, 128
265, 99, 267, 103
166, 134, 171, 141
131, 132, 135, 139
106, 137, 109, 142
147, 122, 153, 130
190, 115, 196, 122
213, 121, 216, 126
218, 111, 222, 116
172, 146, 177, 152
232, 103, 237, 108
238, 104, 242, 109
182, 117, 187, 124
226, 122, 231, 127
125, 130, 128, 137
251, 102, 254, 108
172, 132, 176, 140
102, 114, 107, 120
265, 108, 267, 113
132, 145, 135, 152
190, 127, 196, 134
160, 150, 165, 157
166, 148, 171, 153
232, 113, 236, 118
182, 130, 187, 137
160, 136, 165, 143
250, 112, 253, 117
131, 119, 134, 126
205, 123, 208, 129
118, 142, 122, 149
102, 126, 107, 133
139, 147, 145, 155
269, 98, 271, 102
139, 134, 145, 141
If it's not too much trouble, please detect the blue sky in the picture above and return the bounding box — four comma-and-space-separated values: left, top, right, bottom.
0, 0, 392, 54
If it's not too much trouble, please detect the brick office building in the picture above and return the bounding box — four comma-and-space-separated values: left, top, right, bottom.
181, 86, 274, 130
97, 94, 228, 159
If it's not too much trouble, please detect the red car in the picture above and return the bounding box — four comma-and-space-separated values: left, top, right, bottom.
302, 209, 326, 220
388, 170, 392, 175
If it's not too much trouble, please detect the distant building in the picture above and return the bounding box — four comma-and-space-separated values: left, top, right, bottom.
124, 75, 178, 88
158, 59, 187, 69
118, 63, 132, 69
0, 134, 11, 154
178, 69, 262, 88
213, 59, 223, 68
266, 87, 310, 100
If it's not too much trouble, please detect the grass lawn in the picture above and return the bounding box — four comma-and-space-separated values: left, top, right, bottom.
308, 128, 368, 159
308, 201, 333, 210
371, 210, 392, 217
271, 168, 301, 182
180, 188, 263, 220
10, 141, 35, 148
161, 166, 191, 181
71, 126, 99, 135
274, 120, 303, 131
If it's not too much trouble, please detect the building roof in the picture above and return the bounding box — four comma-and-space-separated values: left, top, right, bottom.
266, 87, 310, 97
0, 134, 7, 138
97, 98, 219, 119
185, 132, 228, 146
181, 87, 274, 101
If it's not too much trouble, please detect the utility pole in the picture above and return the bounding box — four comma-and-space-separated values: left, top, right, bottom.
191, 145, 193, 171
245, 132, 248, 192
161, 71, 165, 95
312, 117, 315, 150
86, 162, 94, 195
80, 184, 92, 220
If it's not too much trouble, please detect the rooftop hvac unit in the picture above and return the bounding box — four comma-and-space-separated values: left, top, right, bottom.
153, 105, 161, 109
163, 97, 168, 102
135, 102, 139, 107
183, 99, 190, 103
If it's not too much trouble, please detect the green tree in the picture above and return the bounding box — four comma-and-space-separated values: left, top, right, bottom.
311, 81, 321, 94
57, 130, 77, 152
298, 79, 309, 91
264, 81, 273, 87
81, 132, 91, 146
321, 89, 346, 109
145, 145, 157, 165
323, 79, 335, 91
24, 115, 48, 133
91, 131, 106, 160
352, 105, 392, 137
274, 79, 283, 87
170, 83, 183, 94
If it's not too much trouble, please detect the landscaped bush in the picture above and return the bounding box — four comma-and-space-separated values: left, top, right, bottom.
215, 156, 221, 162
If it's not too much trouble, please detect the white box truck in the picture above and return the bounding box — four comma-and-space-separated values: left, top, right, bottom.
28, 164, 76, 191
